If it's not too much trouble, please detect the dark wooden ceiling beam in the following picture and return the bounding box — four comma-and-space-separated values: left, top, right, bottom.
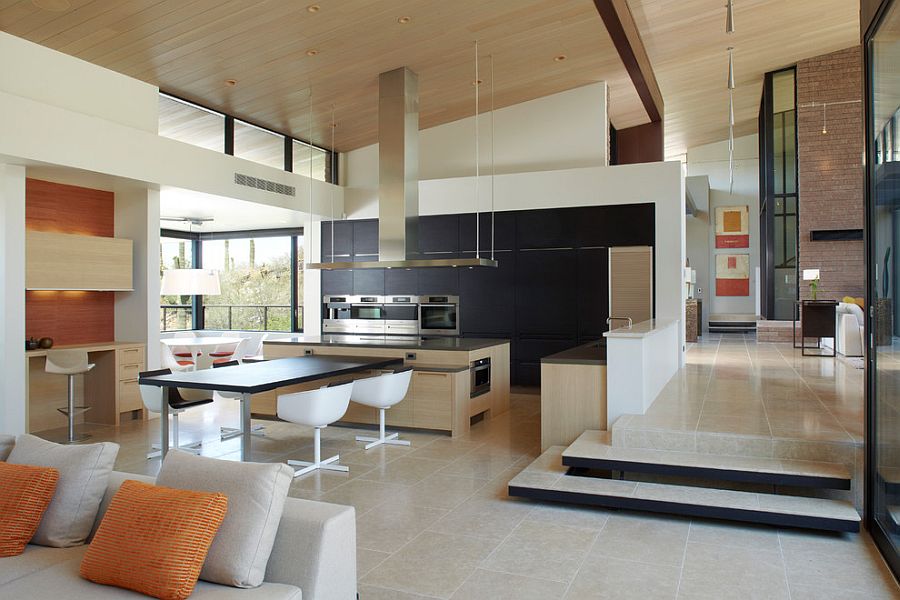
593, 0, 664, 123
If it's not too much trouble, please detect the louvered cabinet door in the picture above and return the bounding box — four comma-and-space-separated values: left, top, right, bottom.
608, 246, 653, 327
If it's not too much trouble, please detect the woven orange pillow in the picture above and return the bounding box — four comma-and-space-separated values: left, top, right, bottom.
80, 479, 227, 600
0, 462, 59, 557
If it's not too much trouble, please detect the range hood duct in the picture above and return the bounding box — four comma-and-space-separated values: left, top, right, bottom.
307, 66, 497, 270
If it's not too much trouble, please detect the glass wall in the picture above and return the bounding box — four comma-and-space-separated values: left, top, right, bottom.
158, 94, 225, 153
159, 236, 194, 331
869, 0, 900, 579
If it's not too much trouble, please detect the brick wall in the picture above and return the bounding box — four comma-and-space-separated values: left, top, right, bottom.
797, 46, 864, 301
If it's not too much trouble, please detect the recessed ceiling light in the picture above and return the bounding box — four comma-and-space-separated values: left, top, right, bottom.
32, 0, 70, 10
472, 79, 483, 86
554, 54, 567, 62
306, 49, 319, 57
397, 16, 411, 24
224, 79, 237, 87
307, 4, 320, 12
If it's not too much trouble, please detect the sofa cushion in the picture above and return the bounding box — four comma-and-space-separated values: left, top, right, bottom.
0, 433, 14, 461
80, 479, 228, 600
156, 450, 294, 589
4, 555, 301, 599
0, 462, 59, 557
7, 434, 119, 547
1, 544, 87, 585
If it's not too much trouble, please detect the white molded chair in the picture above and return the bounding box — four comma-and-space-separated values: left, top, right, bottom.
45, 349, 95, 443
277, 380, 354, 477
208, 337, 248, 364
350, 366, 414, 450
212, 359, 266, 441
160, 341, 196, 372
138, 368, 212, 459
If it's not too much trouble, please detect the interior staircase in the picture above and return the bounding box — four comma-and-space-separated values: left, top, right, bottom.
509, 430, 861, 533
708, 313, 759, 334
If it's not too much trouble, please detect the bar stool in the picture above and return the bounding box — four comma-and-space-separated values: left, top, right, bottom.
138, 368, 212, 459
351, 366, 413, 450
45, 349, 95, 443
277, 380, 354, 477
212, 360, 265, 441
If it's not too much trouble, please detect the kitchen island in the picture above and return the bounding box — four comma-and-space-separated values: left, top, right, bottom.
540, 340, 607, 451
262, 335, 510, 437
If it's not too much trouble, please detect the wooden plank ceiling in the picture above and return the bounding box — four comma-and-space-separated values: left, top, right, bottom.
627, 0, 860, 158
0, 0, 647, 152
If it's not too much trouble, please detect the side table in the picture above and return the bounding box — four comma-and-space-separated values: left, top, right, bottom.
793, 300, 837, 357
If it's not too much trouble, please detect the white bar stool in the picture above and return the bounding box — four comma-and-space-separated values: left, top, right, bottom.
44, 349, 95, 443
277, 380, 354, 478
138, 368, 212, 459
351, 366, 413, 450
212, 360, 265, 441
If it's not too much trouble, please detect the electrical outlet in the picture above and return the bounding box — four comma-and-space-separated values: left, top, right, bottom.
406, 352, 416, 361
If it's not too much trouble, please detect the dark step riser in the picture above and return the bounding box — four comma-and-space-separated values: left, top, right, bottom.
709, 322, 757, 328
561, 457, 851, 490
508, 485, 859, 533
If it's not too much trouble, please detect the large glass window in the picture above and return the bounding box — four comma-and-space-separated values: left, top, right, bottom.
292, 140, 328, 182
234, 120, 285, 170
159, 236, 194, 331
158, 94, 225, 152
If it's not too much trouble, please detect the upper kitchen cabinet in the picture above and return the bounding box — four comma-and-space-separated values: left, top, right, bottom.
352, 219, 379, 257
26, 231, 133, 291
418, 267, 459, 295
384, 268, 419, 295
352, 268, 385, 295
321, 269, 352, 295
576, 203, 655, 248
459, 211, 516, 252
417, 215, 459, 256
320, 220, 353, 260
515, 208, 577, 249
515, 248, 577, 336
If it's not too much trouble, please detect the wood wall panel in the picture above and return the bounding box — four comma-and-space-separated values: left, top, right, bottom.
25, 178, 116, 345
615, 120, 663, 165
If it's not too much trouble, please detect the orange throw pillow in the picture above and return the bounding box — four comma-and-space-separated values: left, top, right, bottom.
80, 479, 227, 600
0, 462, 59, 557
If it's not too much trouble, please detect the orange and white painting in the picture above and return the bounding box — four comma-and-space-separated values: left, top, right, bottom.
716, 254, 750, 296
715, 205, 749, 249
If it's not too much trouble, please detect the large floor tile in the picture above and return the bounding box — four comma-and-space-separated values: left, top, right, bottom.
357, 502, 448, 553
678, 541, 790, 599
589, 513, 690, 567
450, 569, 568, 600
564, 555, 680, 600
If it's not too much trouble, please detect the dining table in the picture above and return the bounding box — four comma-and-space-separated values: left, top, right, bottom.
161, 336, 248, 370
138, 355, 403, 461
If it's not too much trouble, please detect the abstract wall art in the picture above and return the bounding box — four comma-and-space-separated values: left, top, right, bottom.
716, 254, 750, 296
715, 205, 749, 248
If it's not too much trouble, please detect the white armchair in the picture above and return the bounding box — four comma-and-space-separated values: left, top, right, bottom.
835, 302, 865, 357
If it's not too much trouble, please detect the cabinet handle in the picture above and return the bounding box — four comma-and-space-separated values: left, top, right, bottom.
416, 371, 447, 377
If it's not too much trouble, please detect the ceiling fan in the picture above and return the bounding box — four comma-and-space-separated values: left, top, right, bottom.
160, 216, 214, 226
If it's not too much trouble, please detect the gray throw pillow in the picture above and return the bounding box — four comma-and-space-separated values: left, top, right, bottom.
7, 433, 119, 547
0, 433, 14, 461
156, 450, 294, 588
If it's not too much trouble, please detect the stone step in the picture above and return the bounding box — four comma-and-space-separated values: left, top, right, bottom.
562, 431, 851, 490
509, 447, 861, 533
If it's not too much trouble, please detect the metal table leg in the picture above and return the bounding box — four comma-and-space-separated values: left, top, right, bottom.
160, 386, 170, 459
241, 392, 252, 462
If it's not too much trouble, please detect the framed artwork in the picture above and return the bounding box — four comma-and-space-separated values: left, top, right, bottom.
716, 254, 749, 296
715, 205, 749, 248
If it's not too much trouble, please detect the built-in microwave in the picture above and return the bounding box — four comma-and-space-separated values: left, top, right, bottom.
419, 295, 459, 336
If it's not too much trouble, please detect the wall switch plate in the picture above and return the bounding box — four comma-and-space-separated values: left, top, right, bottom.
406, 352, 416, 360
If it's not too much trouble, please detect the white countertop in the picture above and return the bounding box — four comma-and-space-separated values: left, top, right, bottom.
603, 318, 679, 339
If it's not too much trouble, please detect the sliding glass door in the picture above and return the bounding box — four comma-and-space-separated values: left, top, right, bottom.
868, 0, 900, 578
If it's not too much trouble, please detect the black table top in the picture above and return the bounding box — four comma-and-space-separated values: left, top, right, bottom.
264, 334, 510, 352
138, 355, 403, 394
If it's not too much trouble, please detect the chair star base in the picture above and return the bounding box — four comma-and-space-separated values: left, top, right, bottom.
287, 455, 349, 477
146, 440, 202, 460
220, 424, 266, 441
355, 431, 411, 450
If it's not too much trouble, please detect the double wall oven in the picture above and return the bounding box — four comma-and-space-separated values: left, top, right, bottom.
323, 295, 386, 334
322, 294, 459, 336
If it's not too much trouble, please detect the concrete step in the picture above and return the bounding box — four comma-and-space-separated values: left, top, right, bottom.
509, 447, 861, 533
562, 431, 851, 490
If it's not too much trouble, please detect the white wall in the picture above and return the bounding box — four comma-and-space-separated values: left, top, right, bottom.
686, 135, 759, 317
0, 164, 26, 434
686, 176, 711, 331
344, 83, 609, 217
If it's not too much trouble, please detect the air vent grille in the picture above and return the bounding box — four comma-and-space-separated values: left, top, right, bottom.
234, 173, 295, 197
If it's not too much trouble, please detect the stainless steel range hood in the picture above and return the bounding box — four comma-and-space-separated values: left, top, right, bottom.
307, 66, 497, 270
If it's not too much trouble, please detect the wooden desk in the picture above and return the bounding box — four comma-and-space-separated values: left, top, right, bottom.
26, 341, 146, 433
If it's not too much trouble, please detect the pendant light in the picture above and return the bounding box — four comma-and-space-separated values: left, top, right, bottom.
306, 92, 313, 267
725, 0, 735, 34
160, 221, 220, 296
727, 47, 735, 194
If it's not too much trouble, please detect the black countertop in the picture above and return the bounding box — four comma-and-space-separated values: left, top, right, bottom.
264, 334, 510, 352
540, 341, 607, 365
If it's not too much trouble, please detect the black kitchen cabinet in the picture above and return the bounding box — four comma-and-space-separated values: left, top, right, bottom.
516, 207, 577, 249
515, 249, 577, 336
321, 269, 352, 295
352, 263, 385, 295
352, 219, 379, 256
384, 268, 418, 295
459, 211, 516, 252
576, 247, 609, 338
418, 215, 459, 255
576, 204, 655, 248
320, 220, 353, 260
459, 251, 515, 334
516, 337, 577, 362
418, 267, 459, 295
515, 362, 541, 387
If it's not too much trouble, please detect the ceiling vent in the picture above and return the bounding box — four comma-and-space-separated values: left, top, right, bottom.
234, 172, 296, 197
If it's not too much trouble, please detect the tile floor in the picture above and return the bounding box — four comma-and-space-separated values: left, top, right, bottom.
53, 336, 899, 599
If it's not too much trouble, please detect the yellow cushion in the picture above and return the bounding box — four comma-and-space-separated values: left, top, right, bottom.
0, 462, 59, 557
80, 479, 227, 600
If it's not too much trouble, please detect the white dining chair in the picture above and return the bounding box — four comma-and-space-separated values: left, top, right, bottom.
138, 368, 212, 459
350, 366, 413, 449
212, 360, 266, 441
160, 341, 196, 372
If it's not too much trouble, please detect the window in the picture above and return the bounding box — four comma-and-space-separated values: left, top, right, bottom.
159, 236, 194, 331
292, 140, 328, 182
158, 94, 225, 152
234, 120, 285, 170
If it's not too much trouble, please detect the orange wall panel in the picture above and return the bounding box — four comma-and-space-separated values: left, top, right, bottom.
25, 179, 116, 345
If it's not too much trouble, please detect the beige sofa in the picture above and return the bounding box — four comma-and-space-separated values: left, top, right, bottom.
1, 471, 357, 599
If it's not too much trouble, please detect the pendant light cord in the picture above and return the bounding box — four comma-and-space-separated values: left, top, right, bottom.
331, 104, 335, 262
490, 53, 495, 262
474, 40, 480, 260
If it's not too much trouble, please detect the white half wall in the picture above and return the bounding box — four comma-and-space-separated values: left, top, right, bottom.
0, 164, 26, 435
686, 135, 760, 317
